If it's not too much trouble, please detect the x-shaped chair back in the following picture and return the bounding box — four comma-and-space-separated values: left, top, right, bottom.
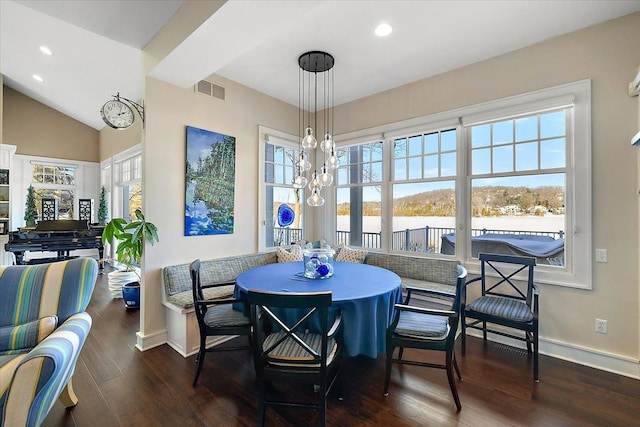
480, 253, 536, 307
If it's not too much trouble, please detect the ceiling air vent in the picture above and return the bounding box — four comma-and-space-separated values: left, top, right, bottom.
196, 80, 225, 100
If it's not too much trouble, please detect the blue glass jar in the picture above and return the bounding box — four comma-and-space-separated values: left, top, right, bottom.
303, 242, 335, 279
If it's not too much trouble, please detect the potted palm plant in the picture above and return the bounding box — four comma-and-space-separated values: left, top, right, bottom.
102, 208, 159, 307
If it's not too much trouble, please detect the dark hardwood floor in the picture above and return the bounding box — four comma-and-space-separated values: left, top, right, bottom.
43, 266, 640, 427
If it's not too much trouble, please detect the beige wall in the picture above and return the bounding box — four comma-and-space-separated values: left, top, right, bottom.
141, 74, 298, 339
138, 12, 640, 372
333, 13, 640, 360
99, 118, 142, 160
3, 86, 99, 161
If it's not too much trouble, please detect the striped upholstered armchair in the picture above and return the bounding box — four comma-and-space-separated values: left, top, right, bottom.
0, 257, 99, 427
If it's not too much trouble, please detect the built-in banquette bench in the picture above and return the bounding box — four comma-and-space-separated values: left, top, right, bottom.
162, 252, 278, 356
161, 250, 462, 357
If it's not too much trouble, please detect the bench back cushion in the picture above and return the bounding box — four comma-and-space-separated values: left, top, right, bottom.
364, 253, 459, 285
0, 258, 99, 328
163, 252, 278, 298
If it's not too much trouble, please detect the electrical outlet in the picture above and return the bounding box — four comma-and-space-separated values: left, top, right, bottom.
595, 318, 607, 334
595, 249, 608, 263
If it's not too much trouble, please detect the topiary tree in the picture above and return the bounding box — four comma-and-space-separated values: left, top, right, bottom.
98, 186, 108, 225
24, 185, 38, 227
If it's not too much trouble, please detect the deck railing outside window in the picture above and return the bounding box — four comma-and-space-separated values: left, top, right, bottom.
274, 226, 564, 265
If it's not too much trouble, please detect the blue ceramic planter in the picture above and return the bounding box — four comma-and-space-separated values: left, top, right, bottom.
122, 282, 140, 309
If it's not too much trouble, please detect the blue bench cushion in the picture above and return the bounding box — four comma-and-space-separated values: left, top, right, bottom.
167, 285, 235, 309
400, 277, 456, 294
364, 253, 459, 285
163, 252, 277, 297
467, 295, 533, 322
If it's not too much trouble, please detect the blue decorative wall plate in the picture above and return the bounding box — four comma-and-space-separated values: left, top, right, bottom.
277, 204, 295, 227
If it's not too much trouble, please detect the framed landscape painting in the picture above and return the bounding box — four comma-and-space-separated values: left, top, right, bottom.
185, 125, 236, 236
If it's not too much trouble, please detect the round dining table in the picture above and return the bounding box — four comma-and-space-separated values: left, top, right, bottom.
235, 261, 402, 358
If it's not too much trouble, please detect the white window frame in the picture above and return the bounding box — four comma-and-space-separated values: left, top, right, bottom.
334, 140, 385, 249
335, 80, 592, 289
111, 145, 142, 221
29, 160, 78, 220
258, 126, 305, 251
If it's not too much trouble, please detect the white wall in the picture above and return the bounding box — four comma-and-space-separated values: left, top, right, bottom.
12, 154, 100, 228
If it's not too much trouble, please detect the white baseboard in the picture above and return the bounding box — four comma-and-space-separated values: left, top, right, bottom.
465, 329, 640, 380
135, 329, 168, 352
164, 335, 237, 358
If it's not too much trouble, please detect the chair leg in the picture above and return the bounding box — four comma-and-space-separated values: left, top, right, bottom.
461, 313, 467, 356
59, 379, 78, 407
534, 330, 539, 382
525, 331, 533, 354
193, 340, 206, 387
446, 349, 462, 411
397, 347, 404, 361
320, 385, 327, 427
452, 352, 462, 381
384, 347, 393, 396
482, 321, 487, 342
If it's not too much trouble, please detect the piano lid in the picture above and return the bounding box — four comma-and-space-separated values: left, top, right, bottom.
35, 220, 90, 232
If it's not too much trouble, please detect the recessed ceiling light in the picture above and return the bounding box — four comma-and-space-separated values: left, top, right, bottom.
375, 23, 393, 37
32, 74, 44, 83
39, 46, 53, 56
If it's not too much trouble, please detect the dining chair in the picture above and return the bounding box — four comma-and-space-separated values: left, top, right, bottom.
461, 253, 539, 381
189, 259, 252, 387
384, 265, 467, 411
247, 289, 343, 427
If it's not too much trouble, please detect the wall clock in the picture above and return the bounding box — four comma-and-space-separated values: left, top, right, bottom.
101, 99, 135, 129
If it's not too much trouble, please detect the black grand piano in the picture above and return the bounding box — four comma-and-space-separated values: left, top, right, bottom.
5, 220, 104, 266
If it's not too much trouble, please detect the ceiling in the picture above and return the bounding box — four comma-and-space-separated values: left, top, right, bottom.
2, 0, 640, 131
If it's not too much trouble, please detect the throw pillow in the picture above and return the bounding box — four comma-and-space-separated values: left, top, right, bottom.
0, 316, 58, 354
335, 246, 367, 263
277, 245, 303, 263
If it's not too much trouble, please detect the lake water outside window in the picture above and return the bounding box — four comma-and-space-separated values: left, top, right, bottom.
335, 142, 382, 248
392, 129, 457, 254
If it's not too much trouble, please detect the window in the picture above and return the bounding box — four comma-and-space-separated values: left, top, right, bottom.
115, 152, 142, 221
333, 80, 591, 289
31, 164, 76, 219
468, 110, 567, 266
335, 141, 383, 248
259, 129, 305, 248
392, 129, 456, 253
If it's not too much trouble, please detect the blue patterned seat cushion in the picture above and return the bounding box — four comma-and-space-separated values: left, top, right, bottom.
467, 296, 533, 322
395, 311, 449, 339
203, 304, 250, 327
263, 331, 338, 367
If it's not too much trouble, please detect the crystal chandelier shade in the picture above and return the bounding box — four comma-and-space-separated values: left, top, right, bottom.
293, 51, 337, 207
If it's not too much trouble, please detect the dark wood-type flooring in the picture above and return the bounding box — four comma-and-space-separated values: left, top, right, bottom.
42, 265, 640, 427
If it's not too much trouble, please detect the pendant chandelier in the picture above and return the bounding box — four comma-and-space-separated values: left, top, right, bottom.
292, 51, 338, 207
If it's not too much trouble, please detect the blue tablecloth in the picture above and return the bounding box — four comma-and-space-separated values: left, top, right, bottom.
235, 261, 402, 358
